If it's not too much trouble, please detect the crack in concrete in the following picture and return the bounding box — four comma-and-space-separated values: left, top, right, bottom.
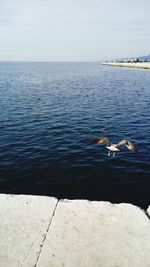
145, 210, 150, 220
19, 235, 38, 267
34, 200, 59, 267
139, 206, 150, 221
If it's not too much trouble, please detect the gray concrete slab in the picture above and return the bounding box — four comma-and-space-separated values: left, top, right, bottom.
37, 199, 150, 267
0, 194, 58, 267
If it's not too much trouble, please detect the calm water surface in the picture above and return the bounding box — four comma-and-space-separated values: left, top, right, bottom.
0, 62, 150, 208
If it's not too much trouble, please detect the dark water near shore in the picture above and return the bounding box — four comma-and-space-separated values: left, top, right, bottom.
0, 62, 150, 208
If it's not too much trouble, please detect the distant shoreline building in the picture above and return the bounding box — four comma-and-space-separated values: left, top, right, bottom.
110, 57, 150, 64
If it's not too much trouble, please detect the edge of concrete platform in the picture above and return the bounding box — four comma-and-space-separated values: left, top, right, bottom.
0, 194, 150, 267
0, 194, 58, 267
36, 198, 150, 267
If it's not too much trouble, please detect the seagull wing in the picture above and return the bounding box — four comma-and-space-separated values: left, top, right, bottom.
91, 136, 111, 145
116, 139, 137, 153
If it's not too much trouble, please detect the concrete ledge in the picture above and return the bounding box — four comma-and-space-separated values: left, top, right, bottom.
102, 62, 150, 69
37, 199, 150, 267
0, 194, 58, 267
0, 194, 150, 267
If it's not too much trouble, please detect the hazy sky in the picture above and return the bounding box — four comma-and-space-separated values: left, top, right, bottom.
0, 0, 150, 61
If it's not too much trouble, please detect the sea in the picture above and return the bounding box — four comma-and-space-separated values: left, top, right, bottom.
0, 62, 150, 209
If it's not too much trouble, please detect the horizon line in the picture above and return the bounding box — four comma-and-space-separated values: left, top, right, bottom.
0, 60, 103, 63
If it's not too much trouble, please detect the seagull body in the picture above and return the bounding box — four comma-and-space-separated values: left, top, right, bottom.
92, 136, 137, 157
106, 144, 119, 152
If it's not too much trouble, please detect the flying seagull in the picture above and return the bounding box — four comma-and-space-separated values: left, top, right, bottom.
92, 136, 137, 157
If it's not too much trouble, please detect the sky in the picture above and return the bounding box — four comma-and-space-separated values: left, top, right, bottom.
0, 0, 150, 61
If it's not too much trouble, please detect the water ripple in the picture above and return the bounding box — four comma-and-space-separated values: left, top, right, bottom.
0, 62, 150, 208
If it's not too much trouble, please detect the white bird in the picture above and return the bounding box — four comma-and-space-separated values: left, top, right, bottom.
92, 136, 137, 157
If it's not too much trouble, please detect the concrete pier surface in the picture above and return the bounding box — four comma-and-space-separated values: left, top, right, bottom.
0, 194, 150, 267
102, 62, 150, 69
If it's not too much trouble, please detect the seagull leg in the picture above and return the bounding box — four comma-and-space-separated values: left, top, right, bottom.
113, 152, 115, 157
108, 151, 111, 157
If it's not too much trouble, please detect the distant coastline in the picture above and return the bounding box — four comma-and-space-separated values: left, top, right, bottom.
102, 62, 150, 69
102, 57, 150, 69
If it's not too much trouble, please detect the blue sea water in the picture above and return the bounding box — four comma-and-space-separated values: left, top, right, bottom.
0, 62, 150, 208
